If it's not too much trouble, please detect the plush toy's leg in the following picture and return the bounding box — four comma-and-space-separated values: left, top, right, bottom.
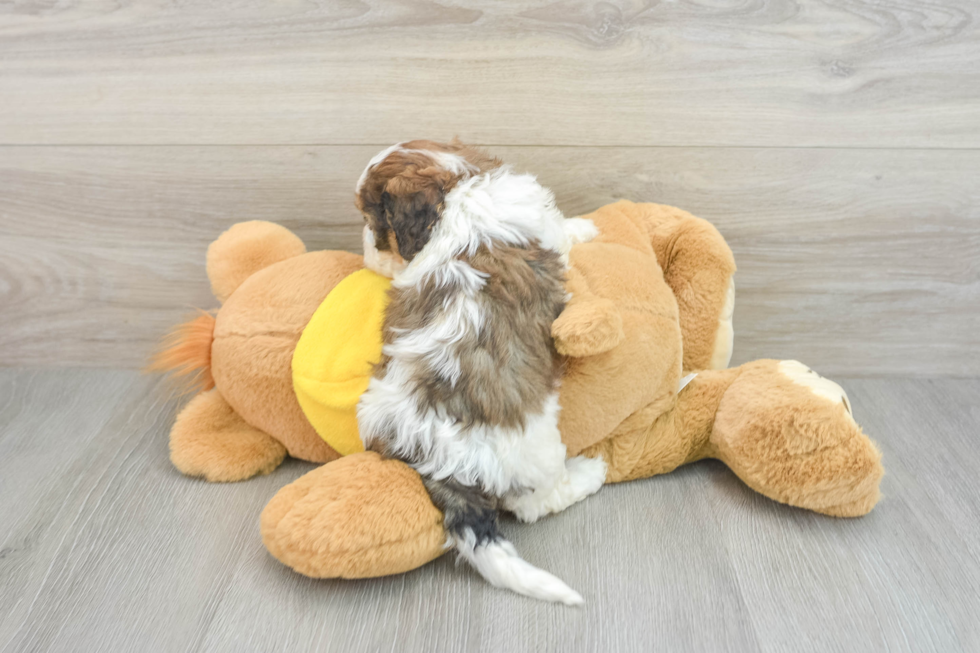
260, 452, 445, 578
503, 455, 608, 523
627, 203, 737, 371
581, 361, 883, 517
579, 368, 739, 483
170, 389, 287, 482
708, 360, 883, 517
570, 201, 734, 366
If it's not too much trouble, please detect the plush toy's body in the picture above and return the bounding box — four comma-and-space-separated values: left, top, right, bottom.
157, 201, 883, 580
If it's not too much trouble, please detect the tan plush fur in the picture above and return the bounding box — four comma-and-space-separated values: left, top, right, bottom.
158, 202, 883, 579
552, 266, 624, 357
710, 360, 883, 517
207, 221, 307, 303
211, 250, 363, 463
554, 203, 685, 457
581, 368, 741, 482
170, 389, 286, 482
260, 452, 445, 578
638, 203, 737, 372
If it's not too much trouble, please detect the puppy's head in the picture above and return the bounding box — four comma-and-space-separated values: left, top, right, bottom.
355, 140, 500, 277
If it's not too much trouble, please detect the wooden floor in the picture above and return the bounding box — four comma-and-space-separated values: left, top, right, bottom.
0, 369, 977, 653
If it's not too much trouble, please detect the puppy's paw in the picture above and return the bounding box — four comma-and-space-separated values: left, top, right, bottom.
507, 499, 548, 524
502, 456, 607, 523
503, 488, 555, 524
563, 217, 599, 245
564, 455, 607, 501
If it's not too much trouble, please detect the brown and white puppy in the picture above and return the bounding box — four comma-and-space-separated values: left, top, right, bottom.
355, 140, 606, 605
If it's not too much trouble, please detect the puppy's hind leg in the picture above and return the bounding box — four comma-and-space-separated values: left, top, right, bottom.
503, 455, 607, 524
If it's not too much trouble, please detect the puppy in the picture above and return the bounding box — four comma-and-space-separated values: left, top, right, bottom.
355, 140, 607, 605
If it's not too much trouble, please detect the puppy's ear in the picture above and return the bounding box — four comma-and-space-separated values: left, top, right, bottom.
383, 167, 455, 261
356, 186, 393, 253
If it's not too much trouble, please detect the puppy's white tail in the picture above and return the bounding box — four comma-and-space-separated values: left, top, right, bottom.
455, 529, 584, 606
420, 474, 583, 605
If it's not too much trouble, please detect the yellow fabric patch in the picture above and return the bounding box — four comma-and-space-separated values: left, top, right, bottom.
292, 269, 391, 456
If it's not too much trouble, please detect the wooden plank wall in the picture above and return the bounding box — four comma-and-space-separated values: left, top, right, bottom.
1, 1, 977, 375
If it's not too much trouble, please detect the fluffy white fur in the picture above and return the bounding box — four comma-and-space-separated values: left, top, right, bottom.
360, 166, 601, 495
361, 386, 570, 496
503, 454, 608, 523
357, 158, 605, 604
457, 528, 584, 606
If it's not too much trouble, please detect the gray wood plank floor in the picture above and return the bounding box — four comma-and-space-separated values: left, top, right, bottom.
1, 369, 977, 653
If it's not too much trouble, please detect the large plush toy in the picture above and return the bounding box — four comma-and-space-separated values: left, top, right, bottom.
153, 200, 883, 580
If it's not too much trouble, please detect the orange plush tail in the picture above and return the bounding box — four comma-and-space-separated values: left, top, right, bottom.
147, 311, 217, 394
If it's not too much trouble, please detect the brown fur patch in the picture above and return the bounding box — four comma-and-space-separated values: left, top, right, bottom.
356, 140, 502, 262
378, 241, 566, 431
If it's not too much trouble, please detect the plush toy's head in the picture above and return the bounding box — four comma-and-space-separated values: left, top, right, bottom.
354, 140, 501, 277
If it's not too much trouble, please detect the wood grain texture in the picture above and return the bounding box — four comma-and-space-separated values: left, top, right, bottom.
0, 0, 978, 147
1, 145, 977, 374
1, 370, 978, 652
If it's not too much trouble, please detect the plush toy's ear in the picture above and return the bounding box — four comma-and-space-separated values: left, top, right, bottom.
206, 221, 306, 303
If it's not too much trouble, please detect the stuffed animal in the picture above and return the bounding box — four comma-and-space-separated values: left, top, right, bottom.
153, 200, 883, 580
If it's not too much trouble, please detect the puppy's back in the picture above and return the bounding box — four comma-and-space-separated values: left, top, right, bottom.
380, 240, 566, 432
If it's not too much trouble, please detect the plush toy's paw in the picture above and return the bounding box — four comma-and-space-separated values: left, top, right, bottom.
552, 297, 624, 358
261, 452, 447, 579
170, 389, 286, 482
